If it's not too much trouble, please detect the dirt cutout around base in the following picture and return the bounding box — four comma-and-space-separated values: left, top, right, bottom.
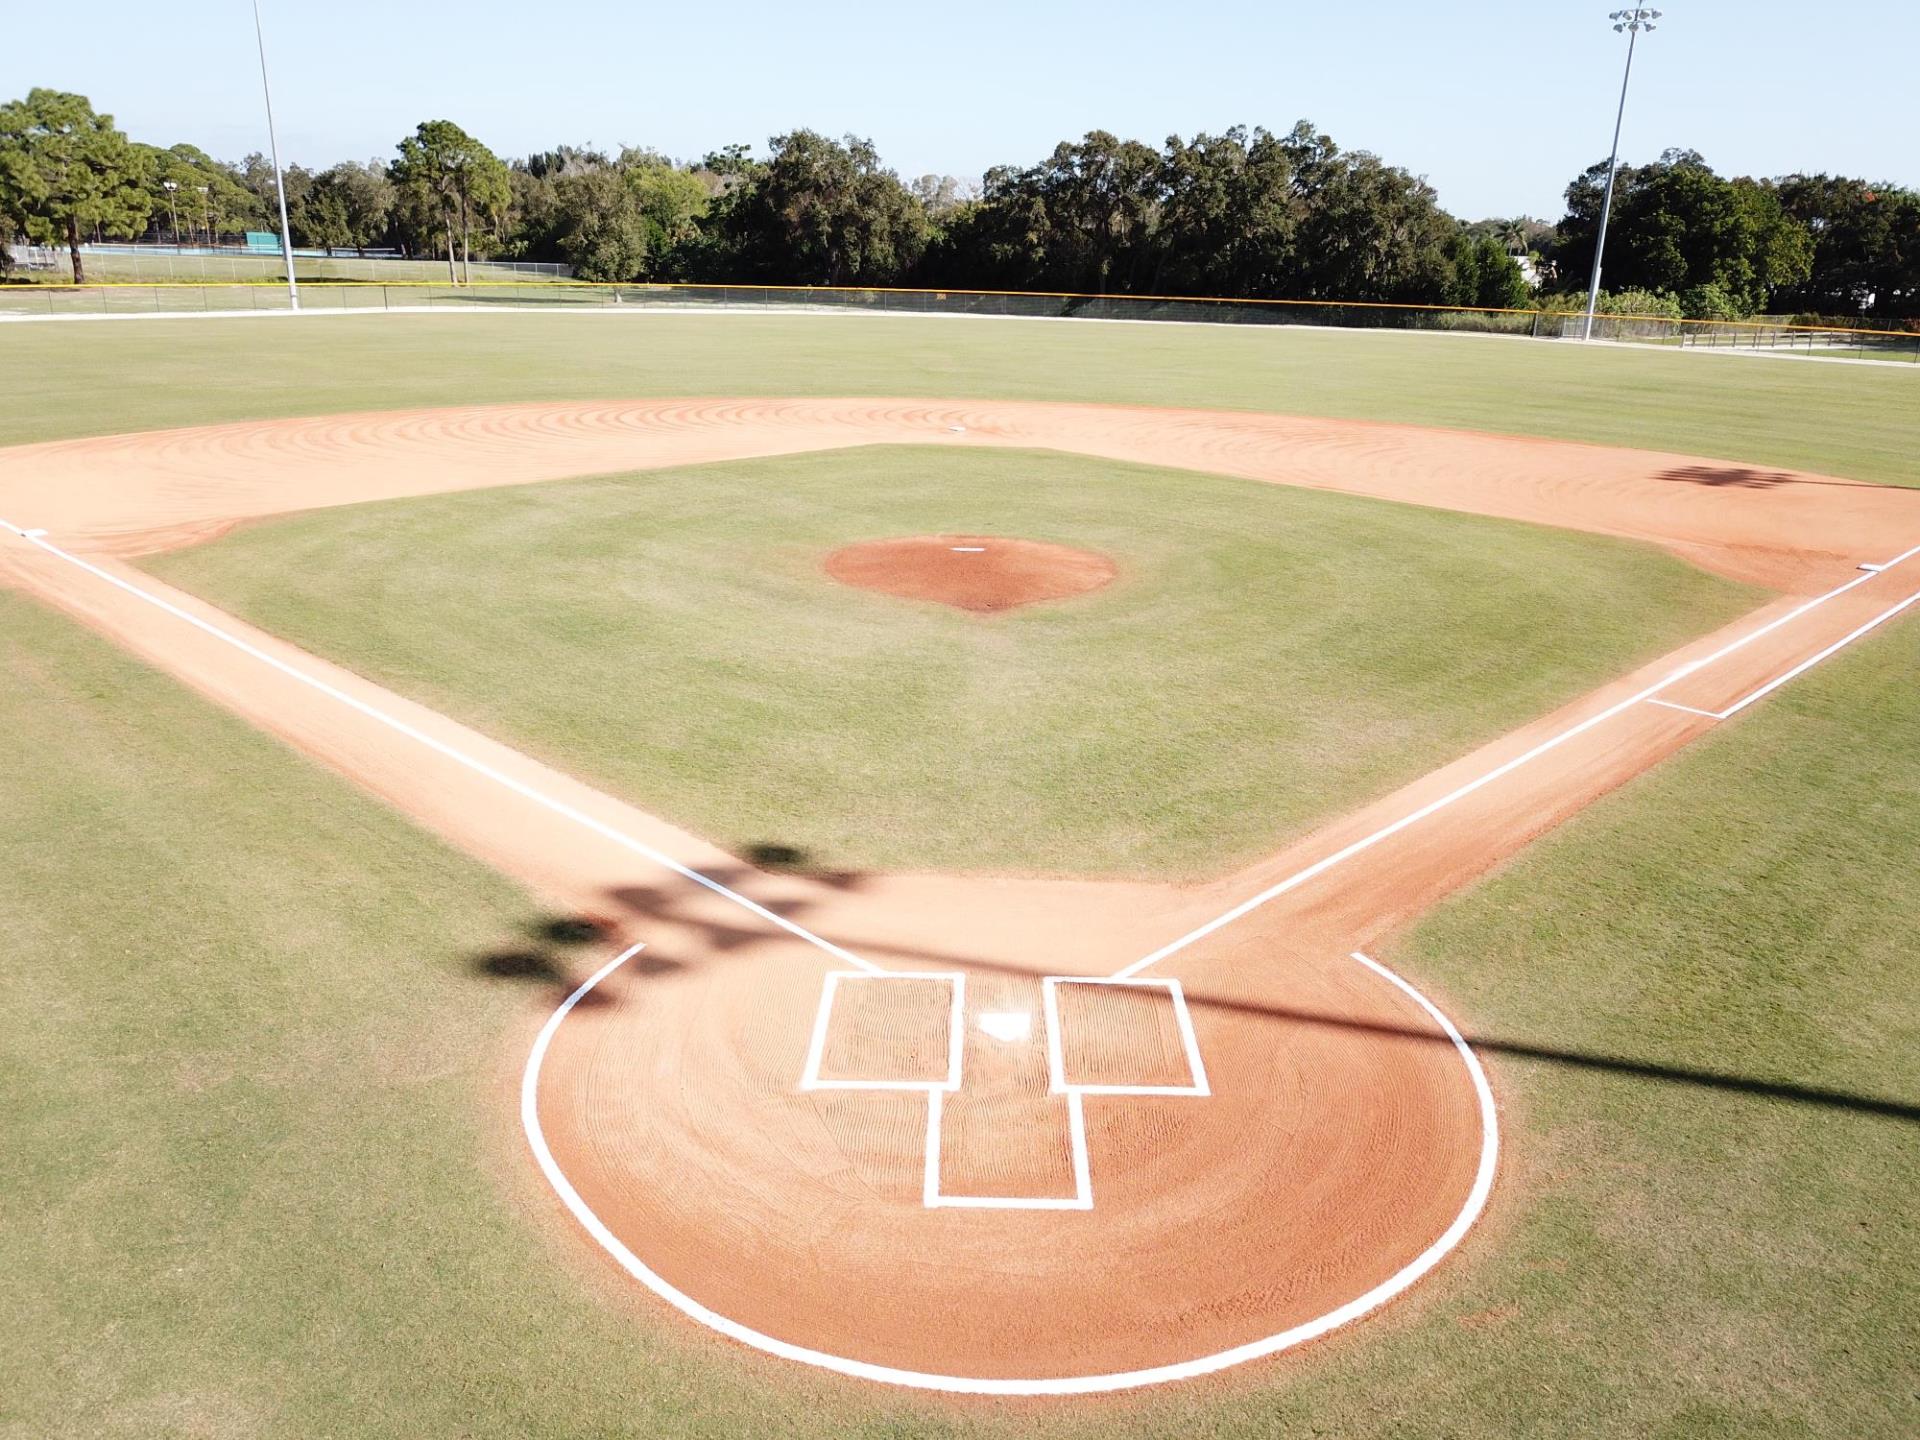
825, 534, 1116, 612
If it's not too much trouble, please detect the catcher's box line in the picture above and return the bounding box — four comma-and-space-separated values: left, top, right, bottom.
1110, 540, 1920, 982
521, 943, 1499, 1394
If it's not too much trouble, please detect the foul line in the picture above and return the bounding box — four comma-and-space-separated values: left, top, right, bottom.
1650, 585, 1920, 721
0, 521, 881, 976
1111, 542, 1920, 981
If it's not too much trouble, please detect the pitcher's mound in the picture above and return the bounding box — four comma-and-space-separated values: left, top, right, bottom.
824, 535, 1117, 612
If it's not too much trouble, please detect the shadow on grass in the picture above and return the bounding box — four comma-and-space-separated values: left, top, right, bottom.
470, 842, 1920, 1125
1174, 984, 1920, 1125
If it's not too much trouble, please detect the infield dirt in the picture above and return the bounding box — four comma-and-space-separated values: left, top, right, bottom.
3, 397, 1916, 1386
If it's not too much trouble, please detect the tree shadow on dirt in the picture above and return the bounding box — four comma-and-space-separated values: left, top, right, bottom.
464, 843, 892, 1008
1655, 464, 1883, 491
467, 912, 682, 1009
469, 839, 1919, 1125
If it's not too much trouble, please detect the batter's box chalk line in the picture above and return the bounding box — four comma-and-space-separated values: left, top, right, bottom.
797, 970, 1210, 1210
525, 945, 1498, 1394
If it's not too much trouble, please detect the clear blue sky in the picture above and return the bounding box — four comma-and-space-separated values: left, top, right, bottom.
5, 0, 1913, 220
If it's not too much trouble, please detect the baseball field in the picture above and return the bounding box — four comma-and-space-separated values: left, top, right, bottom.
3, 312, 1917, 1437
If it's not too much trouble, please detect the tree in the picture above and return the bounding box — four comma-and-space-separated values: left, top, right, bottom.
391, 120, 511, 283
930, 131, 1166, 293
548, 166, 650, 280
1287, 144, 1461, 304
707, 131, 929, 287
159, 144, 259, 242
0, 88, 152, 282
298, 161, 394, 254
1772, 175, 1920, 319
1555, 150, 1812, 316
623, 149, 709, 259
910, 174, 974, 219
1444, 231, 1531, 309
1151, 127, 1305, 297
500, 148, 710, 280
239, 151, 311, 242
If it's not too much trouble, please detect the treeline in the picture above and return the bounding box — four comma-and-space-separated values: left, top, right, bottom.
4, 86, 1916, 319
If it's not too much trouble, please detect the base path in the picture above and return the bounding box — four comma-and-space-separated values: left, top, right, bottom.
4, 398, 1917, 1393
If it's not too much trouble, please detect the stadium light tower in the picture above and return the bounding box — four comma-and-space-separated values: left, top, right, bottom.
1581, 7, 1661, 341
251, 0, 300, 311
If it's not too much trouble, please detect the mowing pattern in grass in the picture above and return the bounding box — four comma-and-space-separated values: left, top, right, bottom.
145, 445, 1755, 879
6, 584, 1916, 1440
1276, 615, 1920, 1440
0, 590, 707, 1438
2, 311, 1916, 485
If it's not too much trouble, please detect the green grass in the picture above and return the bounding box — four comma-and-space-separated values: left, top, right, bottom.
6, 302, 1917, 1437
1, 310, 1916, 483
142, 445, 1755, 879
6, 576, 1916, 1438
1322, 615, 1920, 1438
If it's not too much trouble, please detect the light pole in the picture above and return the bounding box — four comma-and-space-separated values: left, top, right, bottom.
196, 185, 211, 246
1581, 7, 1660, 341
161, 180, 180, 248
251, 0, 300, 311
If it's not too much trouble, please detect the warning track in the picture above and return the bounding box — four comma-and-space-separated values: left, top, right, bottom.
3, 398, 1917, 1392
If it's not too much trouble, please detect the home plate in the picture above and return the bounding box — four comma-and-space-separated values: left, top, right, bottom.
979, 1011, 1032, 1042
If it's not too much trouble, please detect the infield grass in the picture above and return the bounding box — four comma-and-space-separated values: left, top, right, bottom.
5, 583, 1915, 1438
142, 445, 1755, 879
1, 311, 1916, 485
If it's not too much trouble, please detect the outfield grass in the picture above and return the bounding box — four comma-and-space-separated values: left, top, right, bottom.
142, 445, 1754, 879
6, 579, 1915, 1438
1, 310, 1916, 484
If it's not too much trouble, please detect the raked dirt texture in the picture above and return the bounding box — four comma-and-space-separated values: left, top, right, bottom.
1, 315, 1916, 1436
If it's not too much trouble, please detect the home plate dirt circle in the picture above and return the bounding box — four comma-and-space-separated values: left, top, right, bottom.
527, 937, 1494, 1394
824, 534, 1117, 611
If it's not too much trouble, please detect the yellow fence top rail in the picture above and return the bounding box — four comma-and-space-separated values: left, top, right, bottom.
9, 278, 1918, 341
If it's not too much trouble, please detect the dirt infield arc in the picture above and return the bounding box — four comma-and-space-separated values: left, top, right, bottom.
4, 398, 1919, 1393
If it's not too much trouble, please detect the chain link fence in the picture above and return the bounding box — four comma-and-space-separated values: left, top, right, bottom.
3, 278, 1915, 362
6, 243, 569, 284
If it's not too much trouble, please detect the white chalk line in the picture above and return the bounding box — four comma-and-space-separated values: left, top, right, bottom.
0, 513, 1892, 1391
1, 524, 881, 976
1650, 585, 1920, 721
522, 943, 1497, 1393
1111, 541, 1920, 981
1042, 977, 1210, 1097
798, 971, 966, 1094
925, 1087, 1093, 1211
1646, 698, 1726, 719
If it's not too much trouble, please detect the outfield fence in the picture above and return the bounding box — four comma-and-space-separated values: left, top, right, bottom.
2, 278, 1915, 362
6, 244, 571, 284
